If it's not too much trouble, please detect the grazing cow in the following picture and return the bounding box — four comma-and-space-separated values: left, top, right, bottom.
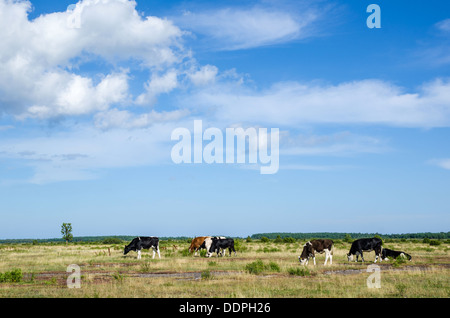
124, 236, 161, 260
202, 236, 226, 257
188, 236, 211, 256
298, 239, 334, 266
382, 248, 412, 261
347, 237, 382, 263
208, 237, 236, 257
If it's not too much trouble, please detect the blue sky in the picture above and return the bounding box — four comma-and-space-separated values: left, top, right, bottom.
0, 0, 449, 239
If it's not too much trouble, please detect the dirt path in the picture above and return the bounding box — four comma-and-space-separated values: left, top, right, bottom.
26, 263, 449, 282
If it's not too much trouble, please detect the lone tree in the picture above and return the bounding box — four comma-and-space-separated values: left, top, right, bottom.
61, 223, 73, 245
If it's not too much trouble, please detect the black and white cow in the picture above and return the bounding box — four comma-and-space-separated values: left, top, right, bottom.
201, 236, 226, 257
381, 248, 412, 261
124, 236, 161, 260
347, 237, 382, 263
298, 239, 334, 266
208, 237, 236, 257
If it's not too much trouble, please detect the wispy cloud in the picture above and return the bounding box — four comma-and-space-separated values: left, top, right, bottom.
428, 158, 450, 170
186, 78, 450, 128
174, 5, 319, 50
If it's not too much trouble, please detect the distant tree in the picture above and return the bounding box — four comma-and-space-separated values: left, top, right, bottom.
343, 234, 353, 243
61, 223, 73, 245
274, 235, 283, 243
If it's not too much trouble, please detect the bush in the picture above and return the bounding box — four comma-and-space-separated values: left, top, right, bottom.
0, 269, 23, 283
179, 248, 191, 257
283, 237, 296, 244
343, 234, 353, 243
245, 260, 280, 275
429, 240, 442, 246
245, 260, 265, 275
274, 235, 283, 243
287, 267, 311, 276
102, 237, 123, 244
201, 270, 213, 280
260, 237, 269, 243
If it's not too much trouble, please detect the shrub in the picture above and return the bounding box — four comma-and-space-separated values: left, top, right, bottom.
0, 269, 23, 283
283, 237, 296, 244
245, 260, 265, 275
268, 262, 280, 272
287, 267, 311, 276
429, 240, 442, 246
343, 234, 353, 243
245, 260, 281, 275
201, 270, 213, 280
260, 237, 269, 243
102, 237, 123, 244
274, 235, 283, 243
179, 248, 190, 257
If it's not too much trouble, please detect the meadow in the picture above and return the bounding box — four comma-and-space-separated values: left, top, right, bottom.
0, 238, 448, 298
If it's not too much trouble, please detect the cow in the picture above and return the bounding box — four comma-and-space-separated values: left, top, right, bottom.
381, 248, 412, 261
208, 237, 236, 257
298, 239, 334, 266
202, 236, 226, 257
123, 236, 161, 260
347, 237, 382, 263
188, 236, 211, 256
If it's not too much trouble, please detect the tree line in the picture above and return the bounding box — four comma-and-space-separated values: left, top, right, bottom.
250, 232, 450, 240
1, 231, 448, 244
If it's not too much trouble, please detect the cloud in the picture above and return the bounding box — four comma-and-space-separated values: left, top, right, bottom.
188, 65, 218, 86
0, 123, 182, 184
0, 0, 185, 119
428, 158, 450, 170
186, 78, 450, 128
435, 18, 450, 32
280, 131, 387, 156
94, 108, 190, 130
175, 5, 318, 50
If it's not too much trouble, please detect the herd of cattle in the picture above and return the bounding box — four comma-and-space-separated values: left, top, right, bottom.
123, 236, 412, 265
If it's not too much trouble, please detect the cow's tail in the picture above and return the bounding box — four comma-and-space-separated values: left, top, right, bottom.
330, 244, 334, 255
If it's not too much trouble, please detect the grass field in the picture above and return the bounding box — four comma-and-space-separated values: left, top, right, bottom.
0, 238, 448, 298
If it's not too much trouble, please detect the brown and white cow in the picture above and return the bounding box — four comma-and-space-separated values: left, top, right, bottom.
298, 239, 334, 266
188, 236, 211, 256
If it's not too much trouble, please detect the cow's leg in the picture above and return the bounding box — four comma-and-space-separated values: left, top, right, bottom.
329, 251, 333, 265
137, 249, 142, 260
324, 250, 329, 265
313, 256, 316, 266
157, 247, 161, 259
360, 251, 365, 262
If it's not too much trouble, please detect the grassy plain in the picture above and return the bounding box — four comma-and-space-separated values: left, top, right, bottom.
0, 239, 448, 298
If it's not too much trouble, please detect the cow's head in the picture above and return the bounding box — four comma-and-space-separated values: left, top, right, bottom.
298, 242, 313, 265
347, 253, 353, 262
124, 242, 135, 255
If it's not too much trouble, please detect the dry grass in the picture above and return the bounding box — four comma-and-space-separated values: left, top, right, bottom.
0, 239, 448, 298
